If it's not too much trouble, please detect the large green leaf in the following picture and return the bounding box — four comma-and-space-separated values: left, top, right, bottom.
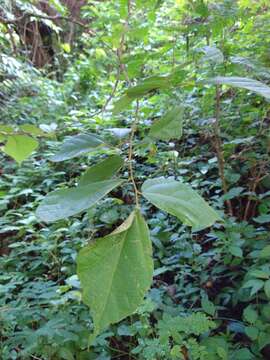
36, 179, 123, 222
209, 76, 270, 100
149, 106, 183, 140
51, 133, 105, 162
77, 209, 153, 342
142, 177, 220, 231
79, 155, 124, 186
3, 135, 38, 164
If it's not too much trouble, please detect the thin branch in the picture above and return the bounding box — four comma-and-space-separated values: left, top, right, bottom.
213, 85, 233, 216
128, 100, 140, 207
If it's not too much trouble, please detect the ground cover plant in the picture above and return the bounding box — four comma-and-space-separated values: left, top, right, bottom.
0, 0, 270, 359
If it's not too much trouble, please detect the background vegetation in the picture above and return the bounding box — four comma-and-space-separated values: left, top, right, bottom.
0, 0, 270, 359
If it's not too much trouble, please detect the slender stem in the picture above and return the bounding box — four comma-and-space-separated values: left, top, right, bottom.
128, 100, 140, 207
213, 85, 233, 216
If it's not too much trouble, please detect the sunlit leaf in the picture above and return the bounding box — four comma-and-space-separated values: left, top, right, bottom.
142, 177, 221, 231
3, 135, 38, 164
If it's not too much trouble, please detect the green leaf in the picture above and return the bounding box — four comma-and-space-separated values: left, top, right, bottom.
259, 245, 270, 258
229, 245, 243, 258
3, 135, 38, 164
20, 124, 44, 136
77, 210, 153, 342
264, 279, 270, 298
36, 179, 123, 222
201, 294, 216, 316
51, 133, 105, 162
126, 76, 171, 98
0, 125, 13, 141
142, 177, 221, 231
245, 326, 259, 340
149, 106, 183, 141
209, 77, 270, 100
242, 279, 264, 296
112, 95, 133, 114
78, 155, 124, 186
243, 306, 258, 324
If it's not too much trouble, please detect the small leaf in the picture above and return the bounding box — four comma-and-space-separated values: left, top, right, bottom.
112, 95, 133, 114
77, 210, 153, 342
242, 279, 264, 296
264, 279, 270, 298
20, 124, 44, 136
79, 155, 124, 186
51, 133, 105, 162
201, 295, 216, 316
209, 76, 270, 100
36, 179, 123, 222
126, 76, 171, 98
229, 245, 243, 258
142, 177, 221, 231
245, 326, 259, 340
0, 125, 13, 141
249, 269, 270, 279
149, 106, 183, 141
243, 306, 258, 324
3, 135, 38, 164
259, 245, 270, 258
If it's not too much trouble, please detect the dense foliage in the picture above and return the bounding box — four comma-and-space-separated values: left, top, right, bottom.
1, 0, 270, 359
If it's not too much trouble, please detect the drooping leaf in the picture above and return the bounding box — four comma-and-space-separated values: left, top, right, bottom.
36, 179, 123, 222
209, 76, 270, 100
142, 177, 220, 231
149, 106, 183, 140
3, 135, 38, 164
77, 209, 153, 342
51, 133, 105, 162
78, 155, 124, 186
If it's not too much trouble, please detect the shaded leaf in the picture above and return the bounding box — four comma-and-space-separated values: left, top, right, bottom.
149, 106, 183, 141
259, 245, 270, 259
264, 279, 270, 298
36, 179, 123, 222
79, 155, 124, 186
51, 133, 105, 162
142, 177, 220, 231
77, 210, 153, 342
